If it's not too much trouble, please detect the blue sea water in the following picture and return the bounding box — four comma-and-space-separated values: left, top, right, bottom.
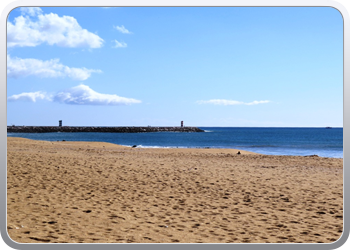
7, 127, 343, 158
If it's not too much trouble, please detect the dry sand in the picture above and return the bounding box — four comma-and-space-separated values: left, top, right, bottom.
7, 137, 343, 243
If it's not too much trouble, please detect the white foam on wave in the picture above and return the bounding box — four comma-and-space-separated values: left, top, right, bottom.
122, 144, 191, 149
137, 145, 187, 149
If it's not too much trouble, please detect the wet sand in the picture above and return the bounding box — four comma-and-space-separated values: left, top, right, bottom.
7, 137, 343, 243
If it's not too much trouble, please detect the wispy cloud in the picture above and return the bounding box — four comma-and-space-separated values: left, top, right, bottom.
112, 40, 127, 48
7, 55, 102, 81
7, 91, 51, 102
20, 7, 43, 16
8, 84, 142, 106
54, 84, 141, 105
7, 7, 104, 48
114, 25, 132, 34
197, 99, 271, 105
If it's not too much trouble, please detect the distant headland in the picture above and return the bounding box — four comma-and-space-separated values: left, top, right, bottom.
7, 126, 205, 133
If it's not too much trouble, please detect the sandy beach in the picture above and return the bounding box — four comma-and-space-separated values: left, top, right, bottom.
7, 137, 343, 243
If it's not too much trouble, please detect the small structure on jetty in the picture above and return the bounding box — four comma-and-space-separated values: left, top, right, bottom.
7, 126, 204, 133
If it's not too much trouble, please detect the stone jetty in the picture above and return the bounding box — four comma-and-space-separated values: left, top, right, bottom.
7, 126, 204, 133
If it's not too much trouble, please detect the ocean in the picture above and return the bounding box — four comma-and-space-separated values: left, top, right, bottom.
7, 127, 343, 158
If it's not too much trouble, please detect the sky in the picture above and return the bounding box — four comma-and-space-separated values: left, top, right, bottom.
6, 7, 343, 127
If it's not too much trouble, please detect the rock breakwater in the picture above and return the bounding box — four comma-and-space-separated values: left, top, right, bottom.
7, 126, 204, 133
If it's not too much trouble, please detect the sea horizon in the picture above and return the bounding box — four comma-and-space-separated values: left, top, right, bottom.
7, 127, 343, 159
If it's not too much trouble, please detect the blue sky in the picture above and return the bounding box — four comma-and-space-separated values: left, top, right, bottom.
7, 7, 343, 127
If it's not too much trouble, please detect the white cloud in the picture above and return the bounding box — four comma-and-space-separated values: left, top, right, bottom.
8, 85, 141, 106
112, 40, 127, 48
114, 25, 132, 34
7, 91, 51, 102
244, 100, 271, 105
7, 54, 102, 81
197, 99, 271, 105
54, 84, 141, 105
20, 7, 43, 17
7, 8, 104, 48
